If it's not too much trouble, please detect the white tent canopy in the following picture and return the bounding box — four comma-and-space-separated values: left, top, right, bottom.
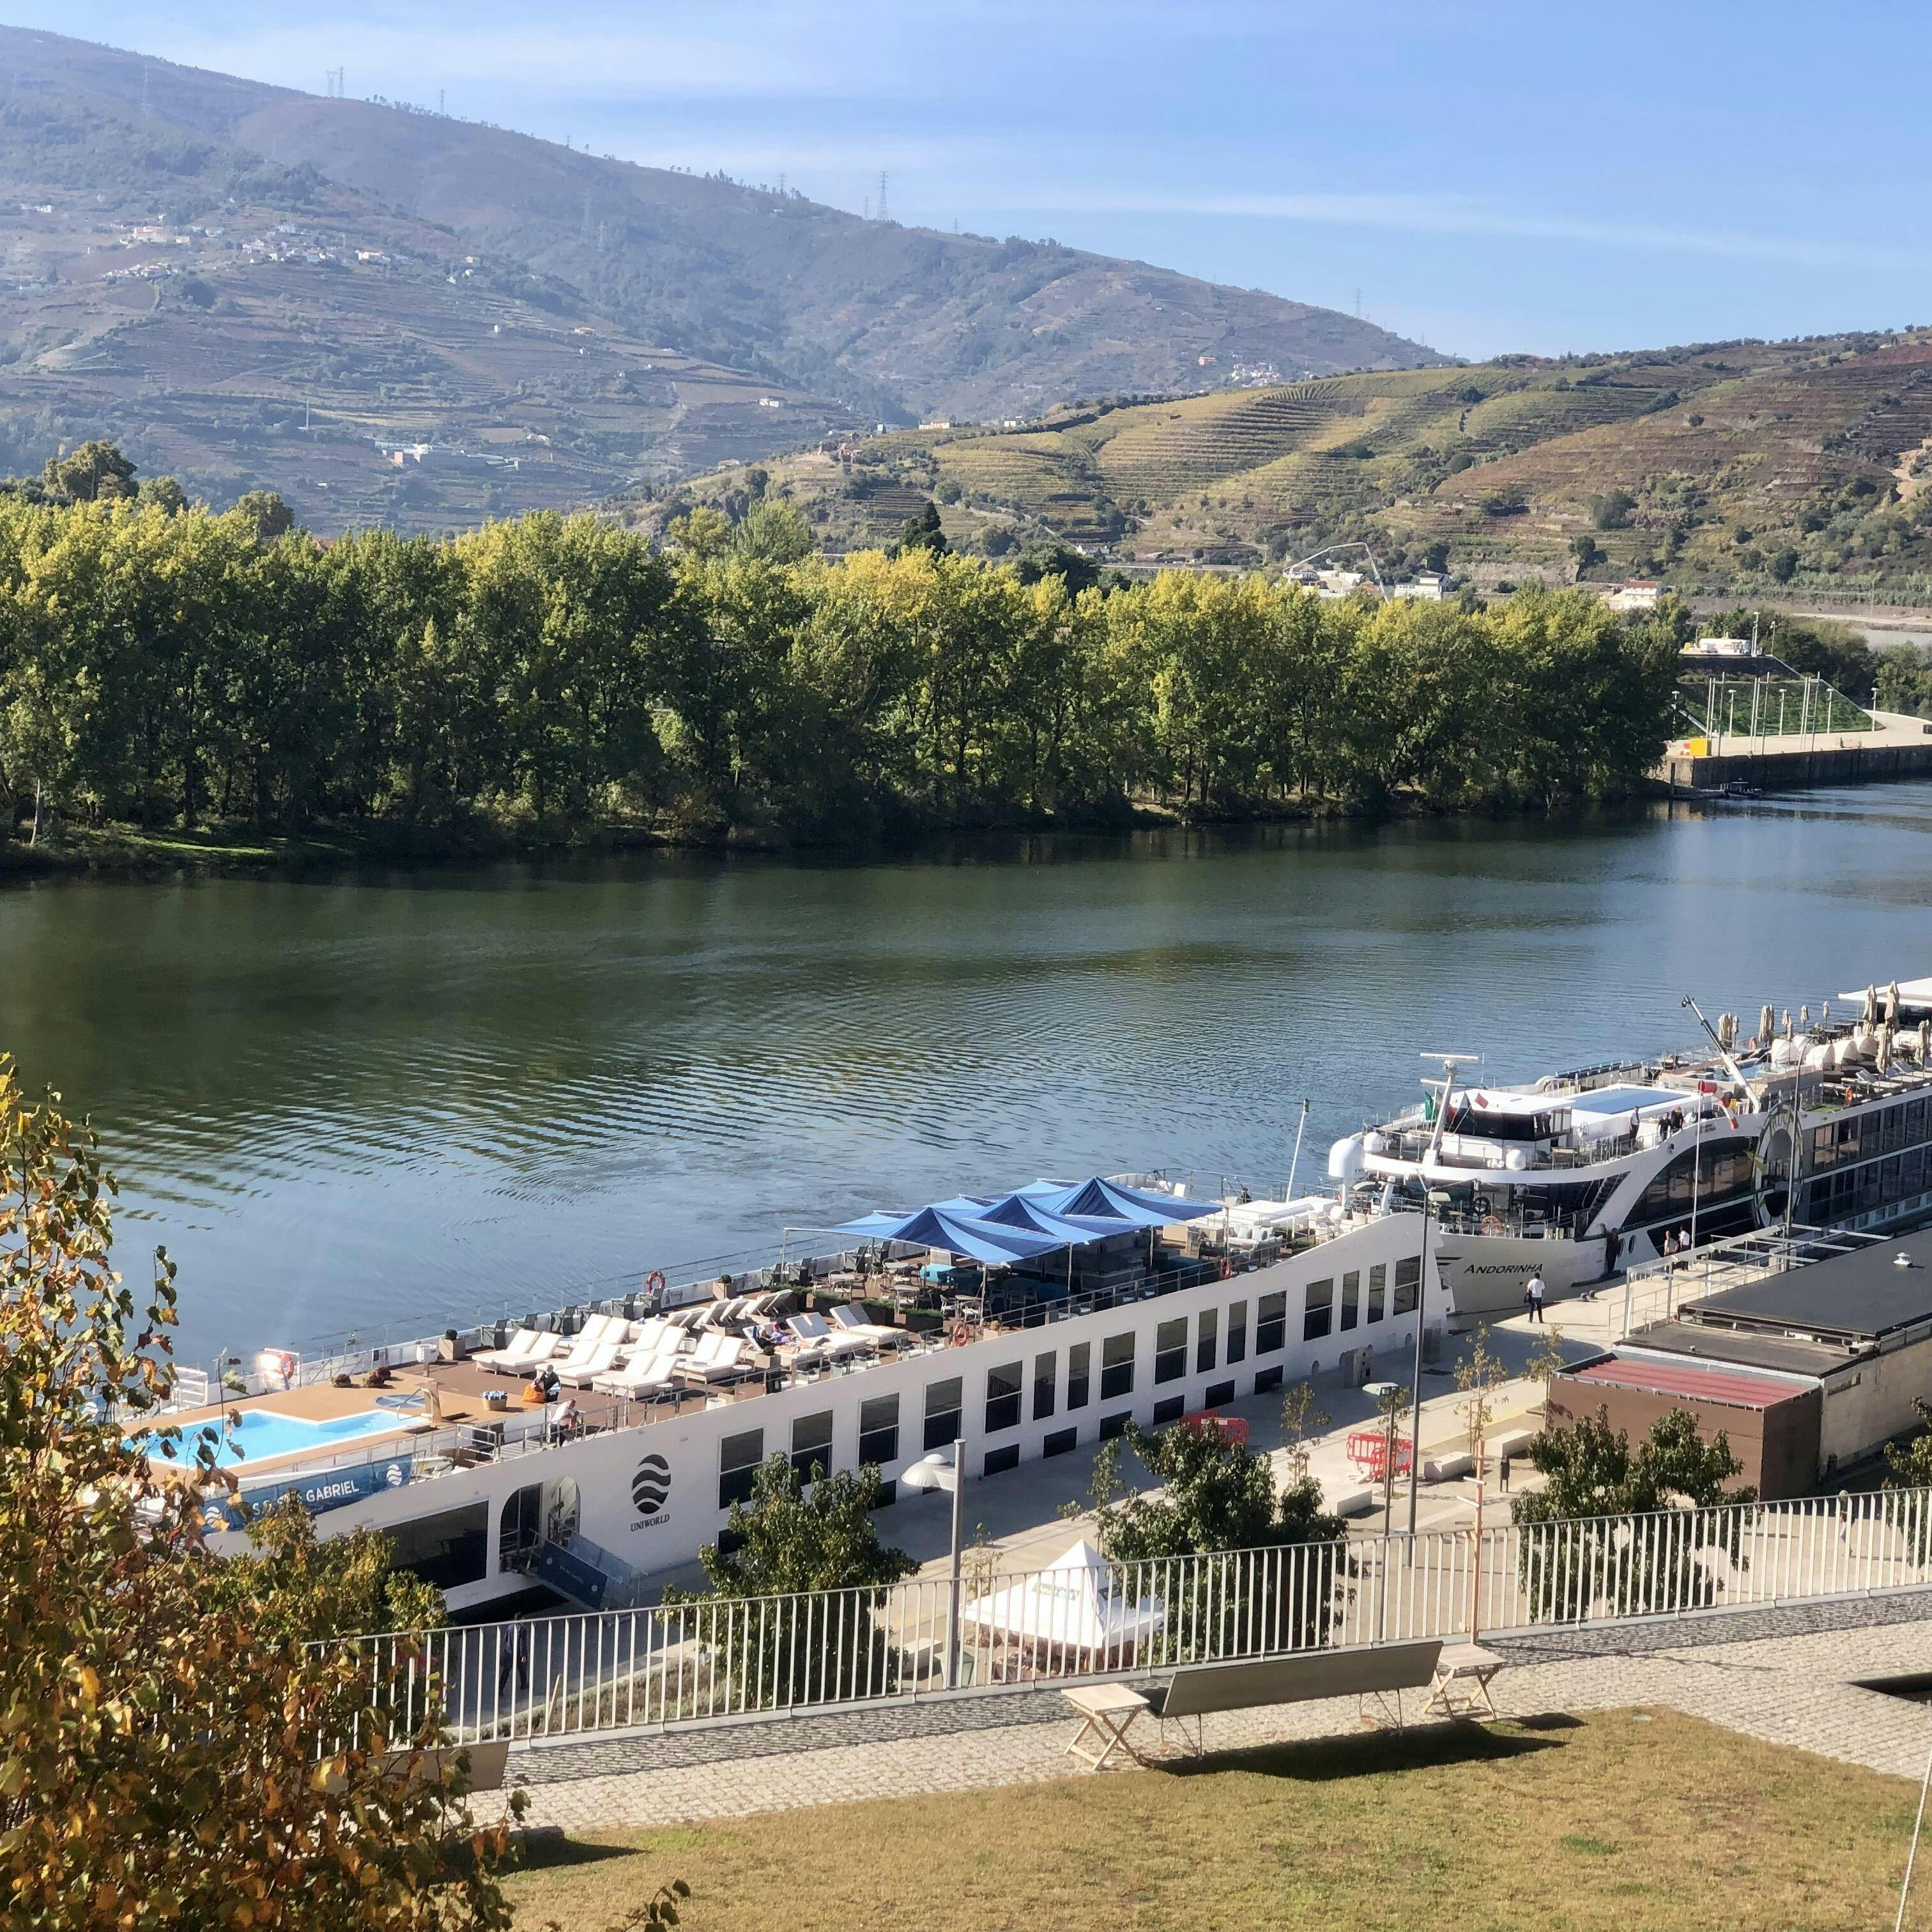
962, 1539, 1165, 1658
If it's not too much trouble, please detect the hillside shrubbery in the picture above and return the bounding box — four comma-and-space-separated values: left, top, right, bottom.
0, 482, 1683, 848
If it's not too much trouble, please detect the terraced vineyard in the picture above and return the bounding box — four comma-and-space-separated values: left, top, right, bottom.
692, 329, 1932, 597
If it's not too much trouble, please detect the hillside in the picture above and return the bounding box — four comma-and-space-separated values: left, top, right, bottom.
674, 333, 1932, 597
0, 27, 1445, 530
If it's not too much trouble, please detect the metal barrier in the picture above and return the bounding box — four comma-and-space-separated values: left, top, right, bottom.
346, 1483, 1932, 1749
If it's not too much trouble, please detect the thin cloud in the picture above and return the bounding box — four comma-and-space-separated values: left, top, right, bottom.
1004, 188, 1920, 272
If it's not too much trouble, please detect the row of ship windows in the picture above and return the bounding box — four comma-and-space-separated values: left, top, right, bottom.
1811, 1100, 1932, 1170
717, 1259, 1422, 1508
1807, 1150, 1931, 1220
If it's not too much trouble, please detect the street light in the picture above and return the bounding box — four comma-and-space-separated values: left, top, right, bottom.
901, 1439, 966, 1689
1362, 1383, 1403, 1538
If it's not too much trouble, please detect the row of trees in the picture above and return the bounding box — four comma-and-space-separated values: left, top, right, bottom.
0, 459, 1686, 847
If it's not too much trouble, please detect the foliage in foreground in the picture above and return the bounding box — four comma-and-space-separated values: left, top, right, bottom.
1513, 1406, 1757, 1620
667, 1453, 916, 1708
0, 453, 1685, 847
1092, 1411, 1350, 1654
0, 1054, 520, 1930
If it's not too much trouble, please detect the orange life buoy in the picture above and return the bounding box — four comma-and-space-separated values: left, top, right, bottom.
645, 1268, 667, 1298
1218, 1255, 1233, 1280
949, 1320, 974, 1347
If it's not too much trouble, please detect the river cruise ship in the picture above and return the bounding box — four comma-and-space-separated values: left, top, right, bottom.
158, 1176, 1439, 1616
1330, 978, 1932, 1324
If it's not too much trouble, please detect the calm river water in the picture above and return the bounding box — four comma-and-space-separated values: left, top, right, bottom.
9, 788, 1932, 1363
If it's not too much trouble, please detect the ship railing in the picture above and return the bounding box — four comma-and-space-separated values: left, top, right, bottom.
335, 1483, 1932, 1750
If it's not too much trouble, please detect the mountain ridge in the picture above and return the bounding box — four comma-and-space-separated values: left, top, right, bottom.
0, 25, 1446, 530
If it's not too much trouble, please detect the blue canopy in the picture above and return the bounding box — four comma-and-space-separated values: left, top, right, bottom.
1029, 1176, 1222, 1227
974, 1192, 1125, 1246
827, 1202, 1068, 1266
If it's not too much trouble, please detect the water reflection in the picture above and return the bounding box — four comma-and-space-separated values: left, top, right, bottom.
6, 793, 1932, 1359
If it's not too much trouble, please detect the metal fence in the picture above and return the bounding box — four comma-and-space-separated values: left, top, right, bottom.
347, 1482, 1932, 1749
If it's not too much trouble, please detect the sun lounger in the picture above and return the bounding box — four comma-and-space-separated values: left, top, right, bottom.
592, 1340, 692, 1397
486, 1330, 565, 1376
473, 1328, 542, 1372
677, 1335, 751, 1384
559, 1337, 625, 1388
827, 1305, 906, 1346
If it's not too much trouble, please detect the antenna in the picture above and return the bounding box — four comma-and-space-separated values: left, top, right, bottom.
1354, 286, 1362, 317
877, 171, 889, 221
778, 171, 786, 196
438, 88, 445, 116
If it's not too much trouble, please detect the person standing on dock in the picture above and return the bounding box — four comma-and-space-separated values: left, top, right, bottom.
1525, 1271, 1546, 1322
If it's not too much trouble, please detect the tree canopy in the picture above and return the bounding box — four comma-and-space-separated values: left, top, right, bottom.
0, 449, 1683, 850
0, 1055, 521, 1930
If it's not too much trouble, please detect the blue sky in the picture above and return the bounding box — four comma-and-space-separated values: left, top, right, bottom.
6, 0, 1928, 360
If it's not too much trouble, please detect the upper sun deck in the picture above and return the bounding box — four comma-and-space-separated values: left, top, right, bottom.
144, 1177, 1404, 1513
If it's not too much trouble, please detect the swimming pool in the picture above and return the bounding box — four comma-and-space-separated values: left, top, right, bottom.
135, 1405, 408, 1468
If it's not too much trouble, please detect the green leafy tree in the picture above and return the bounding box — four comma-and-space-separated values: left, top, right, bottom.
41, 438, 136, 504
1882, 1397, 1932, 1558
1094, 1416, 1347, 1655
0, 1055, 521, 1930
893, 499, 948, 557
1514, 1406, 1756, 1620
668, 1453, 914, 1708
233, 489, 297, 542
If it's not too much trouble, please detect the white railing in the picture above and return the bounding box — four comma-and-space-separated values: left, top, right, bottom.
346, 1484, 1932, 1748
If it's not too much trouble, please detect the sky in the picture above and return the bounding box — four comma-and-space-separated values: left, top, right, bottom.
3, 0, 1928, 361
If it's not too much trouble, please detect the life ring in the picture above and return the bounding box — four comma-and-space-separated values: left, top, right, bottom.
1480, 1215, 1506, 1236
1218, 1255, 1233, 1281
645, 1269, 667, 1298
949, 1320, 974, 1347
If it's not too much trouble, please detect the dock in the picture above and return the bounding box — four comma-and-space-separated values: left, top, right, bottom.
1655, 705, 1932, 793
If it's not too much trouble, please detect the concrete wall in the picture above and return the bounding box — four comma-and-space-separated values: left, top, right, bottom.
1657, 735, 1932, 793
1818, 1334, 1932, 1473
1545, 1374, 1821, 1501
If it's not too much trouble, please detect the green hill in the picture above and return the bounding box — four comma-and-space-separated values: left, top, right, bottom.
0, 26, 1445, 531
680, 335, 1932, 597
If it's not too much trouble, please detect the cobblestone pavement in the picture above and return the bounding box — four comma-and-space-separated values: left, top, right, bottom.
509, 1593, 1932, 1831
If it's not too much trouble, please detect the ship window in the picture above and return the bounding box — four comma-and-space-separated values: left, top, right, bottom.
1196, 1307, 1218, 1374
1256, 1291, 1287, 1354
985, 1361, 1022, 1434
859, 1393, 900, 1467
498, 1485, 543, 1571
1393, 1256, 1422, 1317
1339, 1270, 1360, 1331
1837, 1117, 1862, 1162
1154, 1318, 1188, 1385
1881, 1155, 1903, 1203
1226, 1300, 1248, 1363
1813, 1125, 1837, 1170
1303, 1278, 1334, 1342
1634, 1138, 1758, 1223
923, 1377, 963, 1452
1910, 1099, 1929, 1144
1033, 1350, 1057, 1421
983, 1444, 1020, 1477
1907, 1147, 1927, 1196
1883, 1107, 1905, 1155
1066, 1342, 1091, 1411
792, 1410, 834, 1480
719, 1428, 764, 1510
1367, 1262, 1387, 1324
1100, 1332, 1136, 1401
388, 1502, 488, 1591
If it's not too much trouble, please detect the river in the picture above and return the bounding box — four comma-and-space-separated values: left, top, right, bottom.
8, 788, 1932, 1365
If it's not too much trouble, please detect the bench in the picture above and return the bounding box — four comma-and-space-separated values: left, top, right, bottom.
1061, 1639, 1444, 1768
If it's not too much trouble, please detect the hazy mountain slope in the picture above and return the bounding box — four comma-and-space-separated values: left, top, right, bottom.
667, 333, 1932, 595
0, 25, 1445, 432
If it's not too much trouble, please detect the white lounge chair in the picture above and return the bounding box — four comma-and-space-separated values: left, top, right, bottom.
473, 1327, 541, 1372
788, 1312, 873, 1360
827, 1304, 905, 1346
592, 1340, 691, 1398
487, 1331, 565, 1376
559, 1337, 625, 1388
677, 1334, 751, 1384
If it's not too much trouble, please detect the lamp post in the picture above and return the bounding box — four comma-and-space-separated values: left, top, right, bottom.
902, 1439, 966, 1689
1363, 1382, 1402, 1538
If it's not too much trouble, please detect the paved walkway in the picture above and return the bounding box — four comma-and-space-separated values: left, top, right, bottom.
508, 1592, 1932, 1830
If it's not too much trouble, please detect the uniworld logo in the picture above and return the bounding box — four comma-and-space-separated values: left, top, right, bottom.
631, 1452, 671, 1517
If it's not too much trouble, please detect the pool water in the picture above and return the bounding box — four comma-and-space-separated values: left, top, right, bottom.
137, 1406, 405, 1468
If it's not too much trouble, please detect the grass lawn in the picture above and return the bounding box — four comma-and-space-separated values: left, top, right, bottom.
506, 1710, 1924, 1932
